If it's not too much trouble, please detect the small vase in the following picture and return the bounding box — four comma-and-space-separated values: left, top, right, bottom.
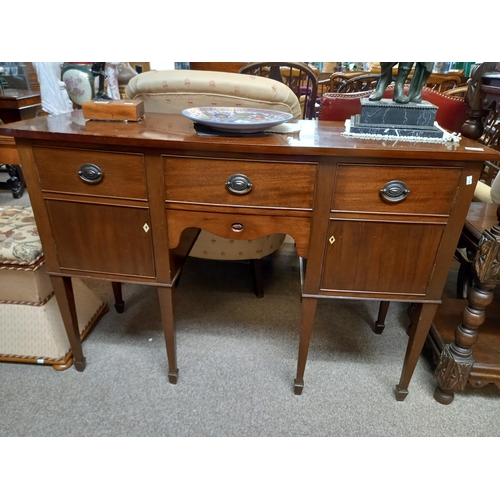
61, 63, 95, 108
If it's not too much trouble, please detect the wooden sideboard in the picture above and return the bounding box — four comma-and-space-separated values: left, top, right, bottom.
1, 112, 498, 399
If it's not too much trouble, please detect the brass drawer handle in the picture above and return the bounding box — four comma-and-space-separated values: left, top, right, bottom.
78, 163, 104, 184
226, 174, 252, 195
380, 180, 410, 202
231, 223, 244, 232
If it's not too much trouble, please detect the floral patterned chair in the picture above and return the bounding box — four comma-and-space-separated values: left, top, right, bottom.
126, 69, 302, 297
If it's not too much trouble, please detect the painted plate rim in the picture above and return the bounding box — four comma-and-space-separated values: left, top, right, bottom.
181, 106, 294, 133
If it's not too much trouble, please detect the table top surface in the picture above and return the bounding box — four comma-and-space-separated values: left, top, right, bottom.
465, 202, 500, 237
0, 89, 41, 100
1, 110, 499, 162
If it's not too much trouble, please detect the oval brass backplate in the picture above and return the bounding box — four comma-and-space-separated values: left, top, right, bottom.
380, 180, 410, 203
78, 163, 104, 184
226, 174, 252, 195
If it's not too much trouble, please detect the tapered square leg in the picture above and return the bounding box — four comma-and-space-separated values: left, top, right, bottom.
50, 275, 86, 371
157, 286, 178, 384
294, 297, 318, 395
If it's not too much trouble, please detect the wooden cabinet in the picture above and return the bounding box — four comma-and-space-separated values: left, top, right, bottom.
321, 162, 461, 296
2, 113, 498, 399
31, 145, 155, 278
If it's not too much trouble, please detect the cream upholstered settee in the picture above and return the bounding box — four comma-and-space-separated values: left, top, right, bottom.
126, 69, 302, 296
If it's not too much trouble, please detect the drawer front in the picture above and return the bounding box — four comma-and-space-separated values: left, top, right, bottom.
163, 156, 317, 209
167, 210, 311, 258
331, 164, 461, 215
33, 147, 147, 200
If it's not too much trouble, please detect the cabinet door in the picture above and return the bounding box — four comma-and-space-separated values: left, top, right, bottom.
45, 200, 155, 278
321, 219, 445, 296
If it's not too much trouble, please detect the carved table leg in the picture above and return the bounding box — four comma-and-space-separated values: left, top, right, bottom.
434, 223, 500, 404
396, 302, 438, 401
374, 301, 390, 334
157, 286, 179, 384
294, 297, 318, 395
434, 281, 496, 404
50, 275, 86, 371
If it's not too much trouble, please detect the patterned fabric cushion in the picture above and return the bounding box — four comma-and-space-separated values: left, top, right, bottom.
189, 232, 286, 260
0, 206, 43, 266
125, 69, 302, 119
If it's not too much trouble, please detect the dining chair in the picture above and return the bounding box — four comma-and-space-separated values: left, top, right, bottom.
425, 73, 462, 93
336, 74, 381, 93
238, 62, 318, 120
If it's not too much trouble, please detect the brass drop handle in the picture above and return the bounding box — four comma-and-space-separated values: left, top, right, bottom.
226, 174, 252, 195
380, 180, 410, 203
78, 163, 104, 184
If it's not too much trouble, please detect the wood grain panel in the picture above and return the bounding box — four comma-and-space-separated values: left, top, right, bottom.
33, 147, 147, 200
332, 164, 461, 215
167, 209, 311, 257
163, 156, 317, 209
321, 219, 445, 295
46, 200, 155, 277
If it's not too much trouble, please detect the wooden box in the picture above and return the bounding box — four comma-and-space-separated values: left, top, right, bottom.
82, 99, 144, 121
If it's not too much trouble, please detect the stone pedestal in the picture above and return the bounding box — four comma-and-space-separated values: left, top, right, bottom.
349, 98, 444, 139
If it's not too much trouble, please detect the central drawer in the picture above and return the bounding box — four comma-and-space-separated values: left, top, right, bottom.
332, 164, 461, 215
33, 146, 147, 200
163, 155, 317, 209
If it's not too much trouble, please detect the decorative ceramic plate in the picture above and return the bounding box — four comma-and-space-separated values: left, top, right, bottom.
181, 107, 293, 133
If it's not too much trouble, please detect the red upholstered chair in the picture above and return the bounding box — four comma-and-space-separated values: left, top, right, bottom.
318, 89, 373, 121
318, 85, 467, 134
421, 87, 468, 133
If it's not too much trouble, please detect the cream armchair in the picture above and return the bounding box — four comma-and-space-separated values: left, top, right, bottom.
126, 69, 302, 297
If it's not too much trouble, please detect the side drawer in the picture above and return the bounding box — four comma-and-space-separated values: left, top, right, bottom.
33, 147, 147, 200
163, 155, 317, 209
331, 164, 461, 215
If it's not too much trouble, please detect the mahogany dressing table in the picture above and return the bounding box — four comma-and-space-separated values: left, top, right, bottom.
1, 111, 498, 400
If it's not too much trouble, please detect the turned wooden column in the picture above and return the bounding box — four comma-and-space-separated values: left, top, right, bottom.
434, 206, 500, 404
461, 62, 498, 141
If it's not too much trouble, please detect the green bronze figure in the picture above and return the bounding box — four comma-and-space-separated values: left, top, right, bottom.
369, 62, 434, 104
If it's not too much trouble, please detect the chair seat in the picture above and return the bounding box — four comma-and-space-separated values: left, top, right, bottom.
0, 206, 50, 304
189, 231, 286, 260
